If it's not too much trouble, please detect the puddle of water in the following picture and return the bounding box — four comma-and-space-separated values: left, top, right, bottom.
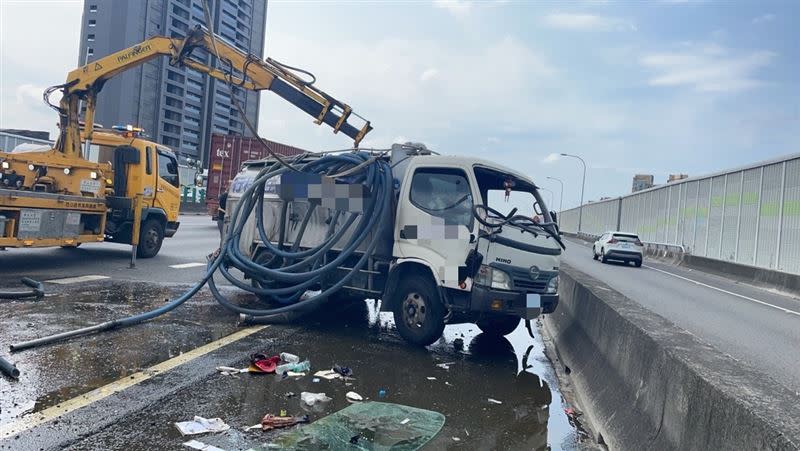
0, 282, 239, 427
71, 299, 580, 451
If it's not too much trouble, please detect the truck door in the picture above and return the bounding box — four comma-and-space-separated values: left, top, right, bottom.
394, 164, 478, 290
154, 147, 180, 221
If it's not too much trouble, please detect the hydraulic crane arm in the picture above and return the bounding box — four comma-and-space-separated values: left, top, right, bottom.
53, 25, 372, 158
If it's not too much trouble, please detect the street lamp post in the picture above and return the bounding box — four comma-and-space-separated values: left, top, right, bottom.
560, 153, 586, 233
540, 187, 555, 211
546, 176, 564, 213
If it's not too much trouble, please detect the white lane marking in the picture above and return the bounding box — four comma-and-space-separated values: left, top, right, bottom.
643, 265, 800, 317
169, 262, 206, 269
45, 275, 110, 284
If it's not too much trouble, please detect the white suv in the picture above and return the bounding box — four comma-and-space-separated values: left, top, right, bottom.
593, 231, 644, 267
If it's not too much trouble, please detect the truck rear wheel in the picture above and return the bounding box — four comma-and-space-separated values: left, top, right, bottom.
477, 315, 521, 336
391, 274, 445, 346
136, 219, 164, 258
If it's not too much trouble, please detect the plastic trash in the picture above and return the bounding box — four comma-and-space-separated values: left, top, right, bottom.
183, 439, 225, 451
174, 416, 230, 436
276, 360, 310, 375
280, 352, 300, 363
333, 364, 353, 378
426, 377, 436, 381
261, 413, 310, 431
300, 392, 332, 406
312, 378, 320, 383
314, 369, 341, 380
345, 391, 363, 403
378, 388, 387, 398
487, 398, 503, 405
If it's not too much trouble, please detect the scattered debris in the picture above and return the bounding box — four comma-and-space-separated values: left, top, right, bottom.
345, 391, 363, 403
261, 414, 310, 431
284, 392, 296, 398
452, 437, 461, 442
300, 392, 332, 406
426, 377, 437, 381
183, 439, 226, 451
314, 370, 341, 380
280, 352, 300, 363
286, 371, 306, 377
249, 354, 281, 373
333, 364, 353, 378
487, 398, 503, 405
378, 388, 387, 398
465, 429, 469, 436
277, 360, 310, 375
400, 418, 410, 425
445, 382, 453, 386
435, 362, 454, 370
312, 378, 320, 383
216, 366, 247, 376
174, 416, 230, 436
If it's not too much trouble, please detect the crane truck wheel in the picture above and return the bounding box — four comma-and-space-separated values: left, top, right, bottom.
477, 315, 521, 336
391, 273, 446, 346
136, 219, 164, 258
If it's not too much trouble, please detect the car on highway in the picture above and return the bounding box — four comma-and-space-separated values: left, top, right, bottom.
592, 231, 644, 267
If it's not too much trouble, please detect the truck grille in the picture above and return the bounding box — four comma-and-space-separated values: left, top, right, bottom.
500, 265, 555, 293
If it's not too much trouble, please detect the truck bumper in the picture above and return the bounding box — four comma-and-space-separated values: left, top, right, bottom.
470, 285, 559, 320
165, 221, 180, 238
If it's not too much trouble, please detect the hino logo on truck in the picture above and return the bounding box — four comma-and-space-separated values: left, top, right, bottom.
495, 257, 512, 264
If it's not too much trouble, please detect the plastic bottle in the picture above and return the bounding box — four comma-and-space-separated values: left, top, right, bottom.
276, 360, 310, 375
280, 352, 299, 363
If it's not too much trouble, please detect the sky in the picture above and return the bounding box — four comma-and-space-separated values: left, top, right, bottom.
1, 0, 798, 210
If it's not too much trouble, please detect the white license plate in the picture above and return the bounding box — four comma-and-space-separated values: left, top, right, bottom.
526, 294, 541, 309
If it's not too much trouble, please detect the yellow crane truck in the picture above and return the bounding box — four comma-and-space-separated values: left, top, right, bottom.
0, 25, 370, 259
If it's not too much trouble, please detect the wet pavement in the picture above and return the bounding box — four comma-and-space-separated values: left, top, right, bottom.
1, 279, 581, 450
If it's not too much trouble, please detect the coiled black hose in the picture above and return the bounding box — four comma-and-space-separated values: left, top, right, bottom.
11, 152, 392, 351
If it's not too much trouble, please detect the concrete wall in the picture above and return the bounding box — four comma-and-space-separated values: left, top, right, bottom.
543, 264, 800, 450
559, 153, 800, 276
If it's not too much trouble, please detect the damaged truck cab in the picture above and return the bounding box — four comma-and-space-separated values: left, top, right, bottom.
230, 143, 563, 346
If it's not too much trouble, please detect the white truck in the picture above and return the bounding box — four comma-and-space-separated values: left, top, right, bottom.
226, 143, 564, 346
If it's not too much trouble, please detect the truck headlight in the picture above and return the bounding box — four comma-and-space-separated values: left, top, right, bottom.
475, 265, 512, 290
1, 161, 9, 169
546, 275, 559, 294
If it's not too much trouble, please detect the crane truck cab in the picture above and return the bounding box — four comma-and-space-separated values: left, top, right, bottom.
227, 143, 564, 346
84, 126, 181, 257
0, 126, 180, 257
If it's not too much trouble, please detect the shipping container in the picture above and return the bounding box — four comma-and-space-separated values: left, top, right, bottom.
206, 134, 307, 217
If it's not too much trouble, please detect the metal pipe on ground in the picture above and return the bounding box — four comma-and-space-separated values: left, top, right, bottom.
0, 355, 20, 379
0, 278, 44, 300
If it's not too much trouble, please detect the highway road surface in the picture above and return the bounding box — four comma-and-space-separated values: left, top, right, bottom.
562, 237, 800, 395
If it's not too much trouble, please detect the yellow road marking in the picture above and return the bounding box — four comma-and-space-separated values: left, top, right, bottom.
0, 325, 267, 440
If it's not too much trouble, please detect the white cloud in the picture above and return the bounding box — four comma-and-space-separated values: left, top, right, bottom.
542, 153, 561, 164
15, 84, 45, 105
433, 0, 472, 17
542, 13, 635, 32
420, 68, 439, 82
487, 136, 500, 143
640, 44, 776, 92
752, 14, 775, 25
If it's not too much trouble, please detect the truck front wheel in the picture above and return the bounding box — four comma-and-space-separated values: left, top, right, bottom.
136, 219, 164, 258
391, 274, 445, 346
477, 315, 521, 336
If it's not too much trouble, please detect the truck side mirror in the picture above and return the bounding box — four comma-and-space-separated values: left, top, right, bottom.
551, 211, 558, 223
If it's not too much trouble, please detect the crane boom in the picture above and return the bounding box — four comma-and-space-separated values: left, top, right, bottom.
55, 25, 372, 158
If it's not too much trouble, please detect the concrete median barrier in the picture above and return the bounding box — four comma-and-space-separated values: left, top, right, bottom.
543, 263, 800, 450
